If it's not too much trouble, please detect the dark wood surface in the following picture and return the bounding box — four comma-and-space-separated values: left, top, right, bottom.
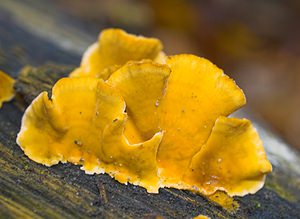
1, 0, 300, 218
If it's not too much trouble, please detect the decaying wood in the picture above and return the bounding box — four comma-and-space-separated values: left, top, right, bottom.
1, 0, 300, 218
10, 64, 300, 219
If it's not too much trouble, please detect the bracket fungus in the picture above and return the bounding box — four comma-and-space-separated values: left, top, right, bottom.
17, 28, 272, 197
106, 55, 272, 196
0, 70, 15, 108
17, 77, 163, 193
184, 117, 272, 196
70, 28, 165, 79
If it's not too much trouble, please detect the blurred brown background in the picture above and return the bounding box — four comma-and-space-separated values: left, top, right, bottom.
53, 0, 300, 150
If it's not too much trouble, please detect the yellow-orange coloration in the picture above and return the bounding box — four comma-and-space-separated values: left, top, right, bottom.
70, 28, 164, 79
17, 28, 272, 197
104, 55, 271, 196
157, 55, 246, 185
0, 70, 15, 108
17, 77, 163, 193
193, 214, 210, 219
207, 191, 239, 212
183, 117, 272, 196
107, 60, 171, 143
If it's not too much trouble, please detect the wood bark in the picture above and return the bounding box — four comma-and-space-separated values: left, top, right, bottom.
0, 0, 300, 218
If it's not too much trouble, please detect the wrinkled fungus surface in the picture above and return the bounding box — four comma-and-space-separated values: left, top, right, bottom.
17, 28, 272, 197
0, 70, 15, 108
184, 116, 272, 196
70, 28, 165, 79
17, 78, 163, 193
157, 55, 247, 186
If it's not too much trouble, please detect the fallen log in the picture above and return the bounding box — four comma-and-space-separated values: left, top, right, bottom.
1, 0, 300, 218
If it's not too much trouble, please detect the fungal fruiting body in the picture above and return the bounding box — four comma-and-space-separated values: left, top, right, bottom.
107, 55, 272, 196
17, 28, 272, 197
17, 78, 163, 193
155, 55, 247, 186
107, 60, 171, 143
69, 28, 165, 79
0, 70, 15, 108
183, 116, 271, 196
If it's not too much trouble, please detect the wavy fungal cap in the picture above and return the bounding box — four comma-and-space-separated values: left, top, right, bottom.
156, 55, 247, 186
0, 70, 15, 108
70, 28, 165, 79
17, 77, 163, 193
183, 116, 272, 196
107, 55, 272, 196
107, 60, 171, 143
17, 28, 272, 197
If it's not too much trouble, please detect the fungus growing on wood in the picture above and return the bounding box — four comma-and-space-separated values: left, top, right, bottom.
115, 55, 247, 184
183, 117, 272, 196
156, 55, 247, 186
17, 29, 272, 197
70, 28, 165, 79
106, 56, 272, 196
17, 77, 163, 193
0, 70, 15, 108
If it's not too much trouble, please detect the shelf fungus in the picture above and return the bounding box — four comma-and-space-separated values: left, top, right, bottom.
17, 77, 163, 193
107, 55, 272, 196
17, 29, 272, 197
0, 70, 15, 108
70, 28, 165, 79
